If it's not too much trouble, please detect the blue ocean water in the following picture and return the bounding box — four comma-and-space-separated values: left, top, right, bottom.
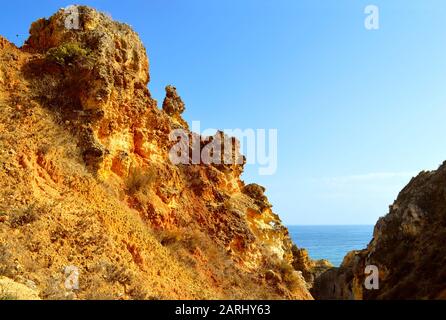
288, 225, 374, 267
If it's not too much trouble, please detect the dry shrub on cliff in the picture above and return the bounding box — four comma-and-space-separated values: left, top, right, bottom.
41, 276, 71, 300
182, 230, 205, 252
126, 167, 156, 196
81, 272, 123, 300
157, 229, 183, 247
0, 244, 15, 277
262, 256, 305, 293
157, 229, 212, 254
105, 264, 133, 286
156, 229, 198, 269
102, 263, 155, 300
278, 261, 304, 291
9, 204, 39, 228
126, 285, 151, 300
155, 229, 214, 268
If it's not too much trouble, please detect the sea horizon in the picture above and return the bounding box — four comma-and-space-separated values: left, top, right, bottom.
288, 225, 375, 267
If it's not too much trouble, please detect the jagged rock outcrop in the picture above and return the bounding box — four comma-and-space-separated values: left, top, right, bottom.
313, 163, 446, 300
21, 7, 153, 174
242, 184, 272, 212
162, 85, 188, 129
0, 6, 311, 300
292, 246, 332, 288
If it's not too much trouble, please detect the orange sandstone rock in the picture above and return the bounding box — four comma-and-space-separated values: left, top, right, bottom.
0, 6, 312, 300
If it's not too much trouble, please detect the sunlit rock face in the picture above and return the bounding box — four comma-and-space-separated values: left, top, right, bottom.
313, 163, 446, 300
0, 6, 312, 300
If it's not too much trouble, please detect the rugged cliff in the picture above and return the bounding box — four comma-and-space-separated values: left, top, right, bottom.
313, 162, 446, 300
0, 6, 312, 300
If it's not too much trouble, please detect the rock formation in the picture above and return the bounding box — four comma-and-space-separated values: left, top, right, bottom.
162, 85, 188, 129
313, 163, 446, 300
292, 246, 333, 288
0, 6, 312, 300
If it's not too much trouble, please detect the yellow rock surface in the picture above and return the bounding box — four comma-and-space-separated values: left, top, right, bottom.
0, 277, 41, 300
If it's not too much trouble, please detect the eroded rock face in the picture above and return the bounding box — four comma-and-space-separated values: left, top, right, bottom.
0, 6, 312, 300
292, 246, 332, 289
313, 163, 446, 300
25, 6, 150, 109
21, 6, 154, 174
162, 85, 188, 129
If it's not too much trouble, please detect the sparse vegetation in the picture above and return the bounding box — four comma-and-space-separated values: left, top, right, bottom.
126, 167, 156, 196
0, 244, 15, 277
0, 211, 7, 223
46, 42, 92, 66
0, 289, 17, 300
157, 229, 183, 247
105, 264, 133, 286
102, 263, 152, 300
9, 204, 39, 228
262, 254, 306, 293
156, 229, 207, 253
278, 261, 303, 291
127, 285, 150, 300
41, 276, 72, 300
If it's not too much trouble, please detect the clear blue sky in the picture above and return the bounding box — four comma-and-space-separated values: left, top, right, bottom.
2, 1, 446, 225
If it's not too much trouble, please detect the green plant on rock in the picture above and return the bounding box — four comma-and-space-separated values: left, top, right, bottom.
46, 42, 91, 66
